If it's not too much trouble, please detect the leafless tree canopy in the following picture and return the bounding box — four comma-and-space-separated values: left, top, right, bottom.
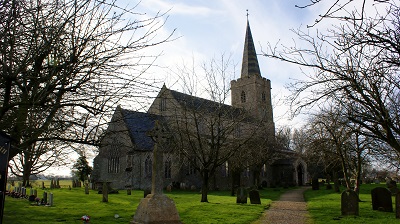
0, 0, 173, 182
264, 1, 400, 153
166, 55, 273, 202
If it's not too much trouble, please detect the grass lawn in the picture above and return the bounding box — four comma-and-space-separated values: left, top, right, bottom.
305, 183, 398, 224
3, 180, 287, 224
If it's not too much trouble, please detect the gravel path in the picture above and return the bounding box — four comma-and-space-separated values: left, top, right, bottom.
259, 186, 310, 224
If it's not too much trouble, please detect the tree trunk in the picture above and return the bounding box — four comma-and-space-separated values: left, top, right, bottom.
201, 169, 209, 202
231, 170, 241, 196
253, 170, 260, 188
341, 161, 351, 190
333, 171, 340, 192
22, 165, 31, 187
354, 134, 363, 196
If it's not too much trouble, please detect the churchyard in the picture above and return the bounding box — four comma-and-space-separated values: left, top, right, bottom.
3, 180, 283, 223
4, 180, 400, 223
305, 183, 399, 224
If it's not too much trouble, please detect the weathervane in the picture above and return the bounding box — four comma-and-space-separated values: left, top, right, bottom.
246, 9, 249, 20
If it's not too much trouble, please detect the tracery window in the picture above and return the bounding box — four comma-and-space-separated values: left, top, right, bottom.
108, 144, 120, 173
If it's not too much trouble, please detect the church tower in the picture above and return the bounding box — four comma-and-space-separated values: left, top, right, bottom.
231, 19, 274, 129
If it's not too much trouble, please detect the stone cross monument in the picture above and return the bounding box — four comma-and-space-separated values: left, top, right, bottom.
131, 120, 180, 224
147, 120, 167, 195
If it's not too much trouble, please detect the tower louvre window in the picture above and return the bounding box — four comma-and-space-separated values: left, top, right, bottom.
241, 91, 246, 103
262, 92, 266, 102
160, 98, 166, 111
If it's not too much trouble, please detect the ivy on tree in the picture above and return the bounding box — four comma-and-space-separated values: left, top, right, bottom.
72, 154, 93, 182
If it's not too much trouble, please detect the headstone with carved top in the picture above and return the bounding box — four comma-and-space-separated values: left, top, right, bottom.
341, 189, 359, 216
132, 120, 180, 224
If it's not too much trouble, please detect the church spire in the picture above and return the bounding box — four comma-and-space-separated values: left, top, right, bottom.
240, 14, 261, 78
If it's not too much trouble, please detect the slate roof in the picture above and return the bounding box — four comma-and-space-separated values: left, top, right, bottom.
169, 89, 254, 121
120, 109, 161, 151
241, 20, 261, 78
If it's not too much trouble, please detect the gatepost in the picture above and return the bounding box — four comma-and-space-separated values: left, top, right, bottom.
0, 132, 12, 224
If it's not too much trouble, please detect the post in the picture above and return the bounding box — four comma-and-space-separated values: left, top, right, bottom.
102, 182, 108, 202
0, 132, 11, 224
85, 183, 89, 194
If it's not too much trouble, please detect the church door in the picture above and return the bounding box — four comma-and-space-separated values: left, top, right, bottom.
297, 164, 304, 186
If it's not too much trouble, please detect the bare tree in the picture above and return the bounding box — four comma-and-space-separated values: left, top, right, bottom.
8, 139, 71, 186
264, 2, 400, 153
296, 0, 392, 27
0, 0, 173, 184
163, 55, 272, 202
306, 105, 374, 193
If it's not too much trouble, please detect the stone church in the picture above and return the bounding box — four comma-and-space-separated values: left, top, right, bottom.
92, 19, 308, 190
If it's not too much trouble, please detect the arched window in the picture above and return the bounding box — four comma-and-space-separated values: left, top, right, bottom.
164, 158, 172, 179
262, 164, 267, 177
108, 145, 120, 173
145, 155, 152, 177
240, 91, 246, 103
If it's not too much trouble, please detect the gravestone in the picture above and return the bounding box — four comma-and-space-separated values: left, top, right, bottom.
85, 183, 89, 194
29, 188, 33, 196
341, 190, 359, 216
236, 187, 247, 204
41, 181, 45, 189
371, 187, 393, 212
43, 191, 48, 204
102, 182, 109, 202
166, 185, 172, 192
132, 120, 180, 224
50, 179, 54, 189
56, 178, 60, 188
127, 189, 131, 195
49, 193, 54, 206
33, 189, 37, 197
312, 177, 319, 190
249, 189, 261, 204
